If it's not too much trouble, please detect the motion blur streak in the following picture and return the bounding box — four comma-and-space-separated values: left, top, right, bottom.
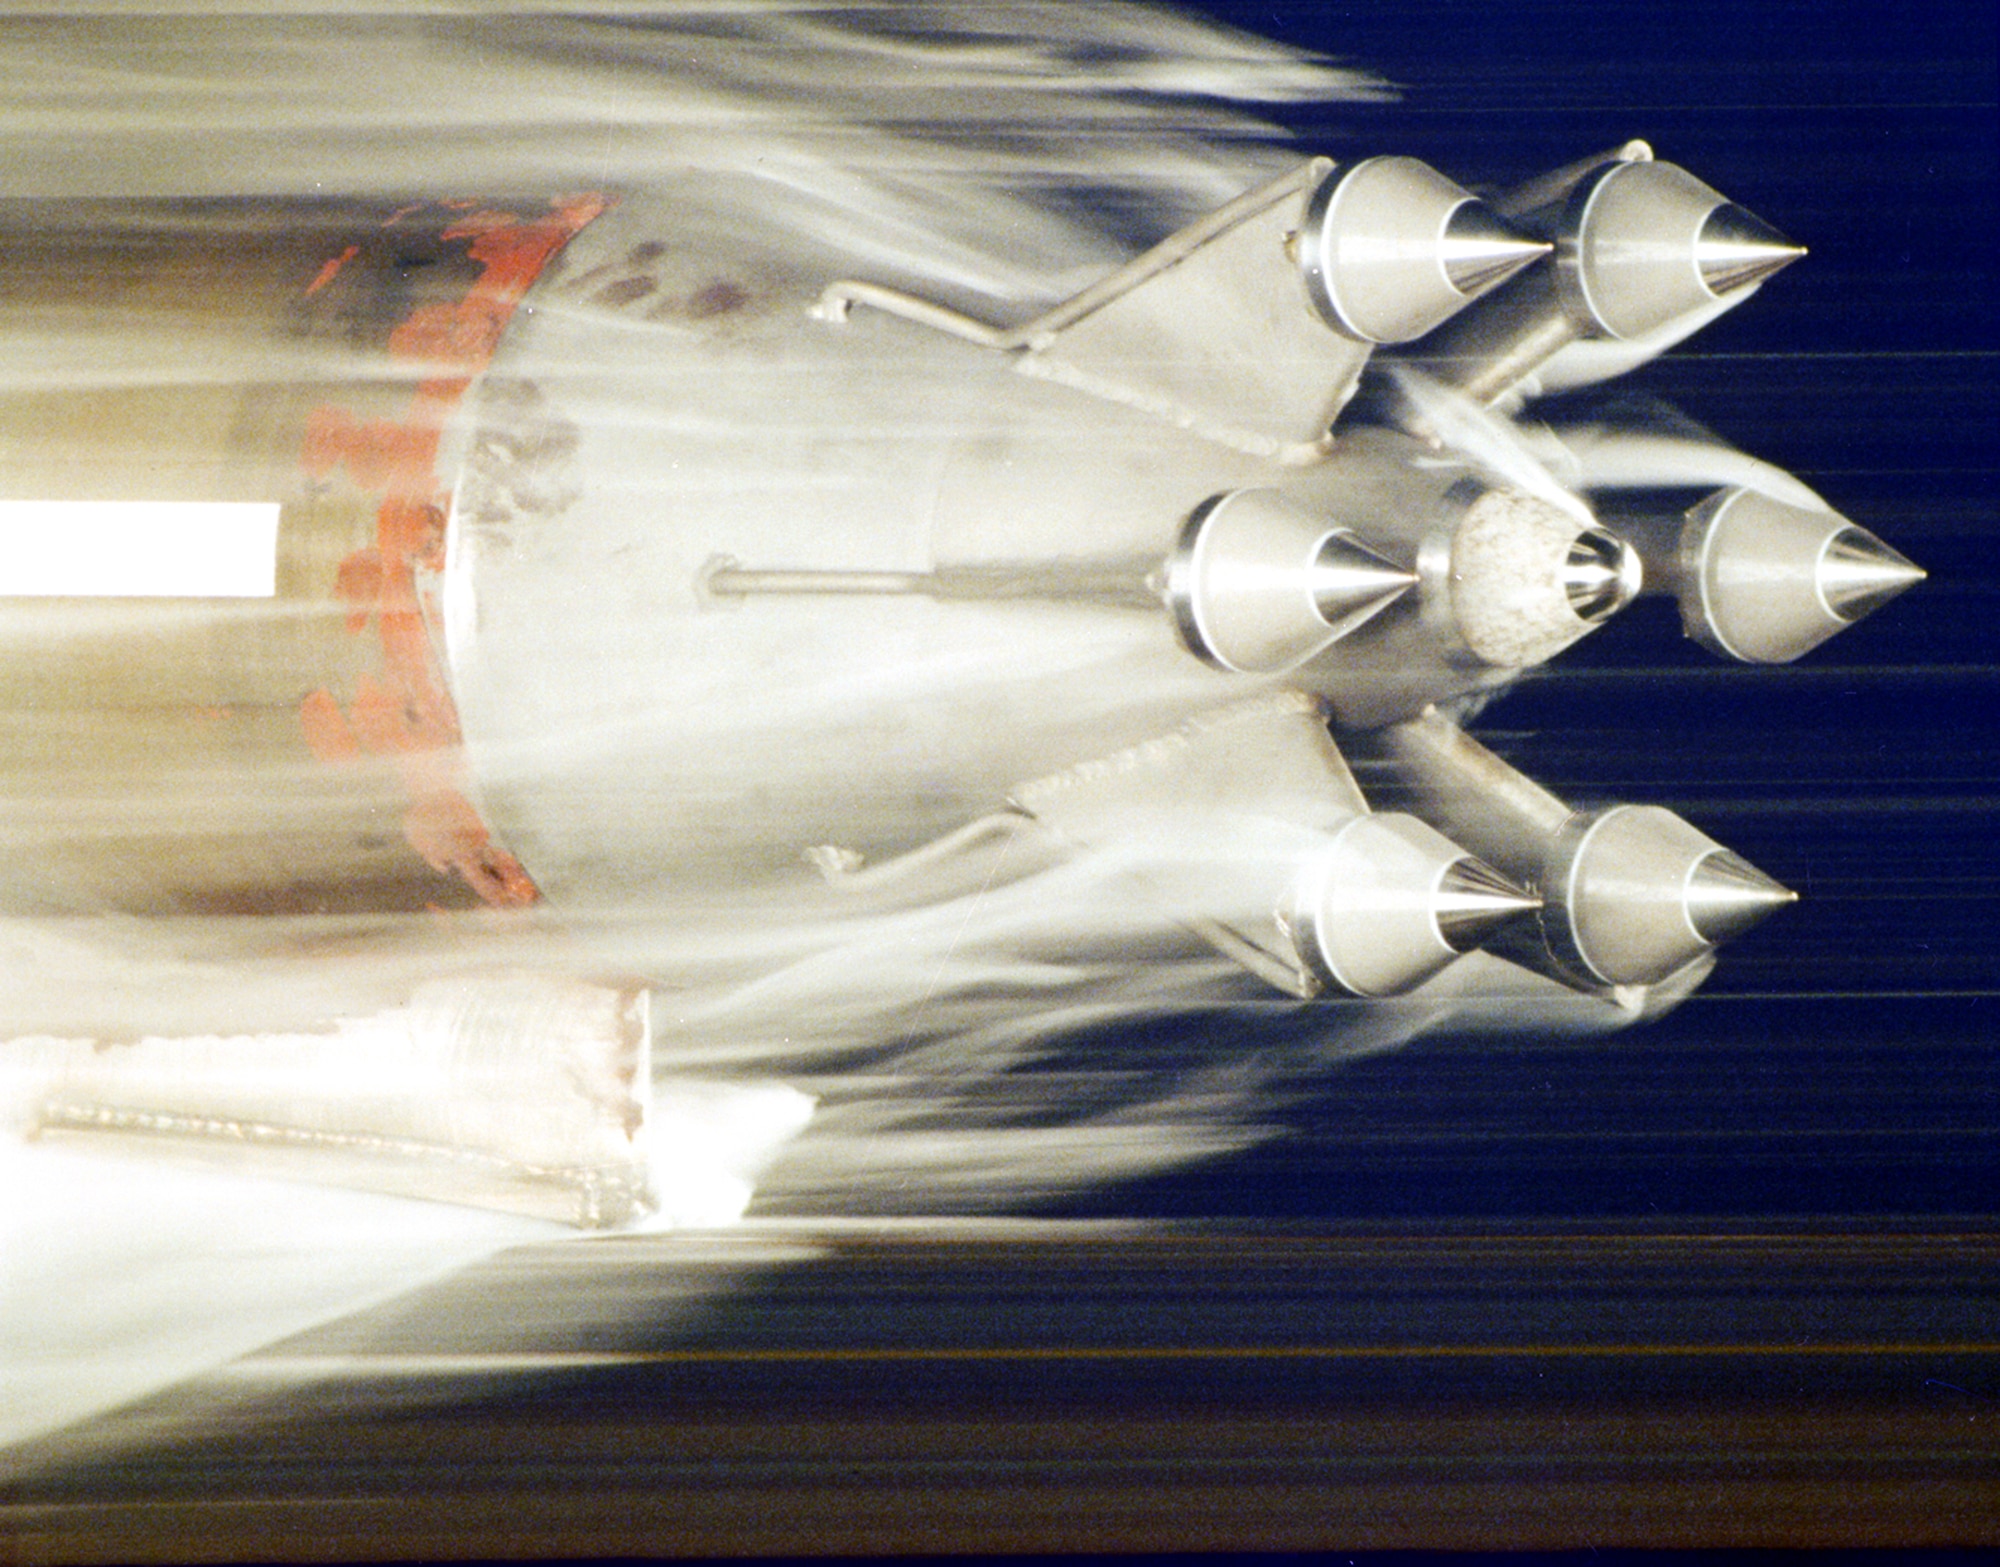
0, 2, 1408, 1452
0, 0, 1956, 1501
0, 5, 1379, 282
0, 1140, 559, 1450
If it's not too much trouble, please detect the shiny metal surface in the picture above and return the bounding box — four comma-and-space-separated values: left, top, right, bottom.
1821, 525, 1930, 621
1414, 264, 1587, 405
1353, 719, 1793, 991
1163, 490, 1417, 673
1546, 804, 1792, 988
1682, 848, 1799, 946
1695, 202, 1809, 294
1299, 155, 1546, 342
0, 0, 1988, 1549
1432, 855, 1544, 950
1441, 200, 1553, 294
1561, 525, 1644, 620
1308, 531, 1423, 632
1291, 813, 1531, 995
1681, 486, 1927, 663
1364, 708, 1576, 856
1555, 159, 1794, 341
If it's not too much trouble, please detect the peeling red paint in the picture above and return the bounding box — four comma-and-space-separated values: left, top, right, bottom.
302, 407, 435, 492
299, 687, 361, 763
332, 549, 385, 634
403, 789, 540, 908
297, 194, 608, 909
305, 244, 360, 296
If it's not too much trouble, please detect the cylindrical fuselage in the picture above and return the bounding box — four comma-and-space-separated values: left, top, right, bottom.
0, 174, 1547, 926
0, 194, 603, 916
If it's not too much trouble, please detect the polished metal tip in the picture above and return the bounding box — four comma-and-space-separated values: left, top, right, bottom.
1434, 856, 1543, 951
1441, 201, 1553, 297
1685, 849, 1797, 945
1697, 203, 1807, 295
1562, 527, 1645, 622
1309, 531, 1421, 638
1820, 525, 1927, 622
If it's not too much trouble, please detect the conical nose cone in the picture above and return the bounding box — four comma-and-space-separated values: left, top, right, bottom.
1685, 849, 1797, 945
1562, 528, 1644, 623
1821, 525, 1927, 622
1441, 201, 1553, 297
1309, 531, 1420, 637
1697, 203, 1807, 295
1434, 856, 1543, 951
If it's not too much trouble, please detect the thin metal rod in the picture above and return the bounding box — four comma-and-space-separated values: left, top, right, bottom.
703, 559, 1160, 608
813, 159, 1332, 351
706, 566, 928, 597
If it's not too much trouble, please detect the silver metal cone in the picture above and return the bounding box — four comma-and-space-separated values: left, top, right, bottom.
1820, 526, 1927, 622
1309, 531, 1420, 638
1685, 849, 1797, 945
1697, 203, 1807, 295
1562, 528, 1644, 622
1434, 856, 1543, 951
1441, 201, 1553, 297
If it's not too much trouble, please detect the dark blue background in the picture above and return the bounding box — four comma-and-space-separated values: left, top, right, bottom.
1060, 0, 2000, 1223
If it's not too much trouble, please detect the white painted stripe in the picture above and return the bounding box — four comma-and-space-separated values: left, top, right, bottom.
0, 499, 281, 597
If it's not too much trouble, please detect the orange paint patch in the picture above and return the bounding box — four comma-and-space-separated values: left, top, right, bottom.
402, 790, 539, 908
301, 407, 437, 493
332, 549, 385, 634
299, 687, 361, 763
305, 244, 361, 296
299, 195, 609, 909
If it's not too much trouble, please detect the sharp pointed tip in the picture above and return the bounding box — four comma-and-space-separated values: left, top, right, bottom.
1686, 850, 1796, 945
1441, 201, 1552, 298
1698, 203, 1807, 295
1821, 526, 1928, 622
1434, 856, 1542, 951
1310, 532, 1420, 636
